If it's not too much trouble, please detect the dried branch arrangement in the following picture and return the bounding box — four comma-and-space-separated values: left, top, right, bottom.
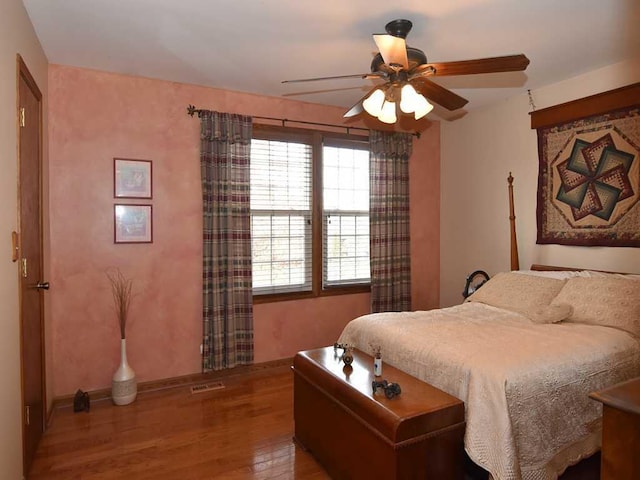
106, 268, 133, 339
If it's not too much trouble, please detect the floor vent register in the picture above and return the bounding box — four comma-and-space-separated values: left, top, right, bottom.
190, 382, 225, 394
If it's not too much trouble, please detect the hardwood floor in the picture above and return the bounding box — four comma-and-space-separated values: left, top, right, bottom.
29, 364, 600, 479
30, 365, 329, 479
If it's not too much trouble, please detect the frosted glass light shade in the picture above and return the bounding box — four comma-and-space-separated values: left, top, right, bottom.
400, 83, 419, 113
363, 88, 385, 117
413, 94, 434, 120
378, 101, 397, 124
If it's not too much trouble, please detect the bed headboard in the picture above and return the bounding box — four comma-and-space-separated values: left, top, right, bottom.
530, 264, 637, 275
530, 264, 580, 272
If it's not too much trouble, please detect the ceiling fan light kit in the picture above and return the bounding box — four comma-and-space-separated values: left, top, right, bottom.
282, 19, 530, 125
399, 83, 433, 119
400, 83, 419, 113
378, 100, 397, 124
362, 88, 386, 117
363, 83, 434, 123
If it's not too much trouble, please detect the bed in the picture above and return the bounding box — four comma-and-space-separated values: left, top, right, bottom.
338, 268, 640, 480
337, 174, 640, 479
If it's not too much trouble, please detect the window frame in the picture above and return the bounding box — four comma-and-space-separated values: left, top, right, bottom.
251, 124, 371, 304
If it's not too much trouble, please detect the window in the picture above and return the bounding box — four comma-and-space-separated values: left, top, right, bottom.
323, 143, 370, 287
250, 126, 370, 299
250, 137, 312, 295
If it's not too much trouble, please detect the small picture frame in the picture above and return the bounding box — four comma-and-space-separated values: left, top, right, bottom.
114, 204, 153, 243
114, 158, 152, 199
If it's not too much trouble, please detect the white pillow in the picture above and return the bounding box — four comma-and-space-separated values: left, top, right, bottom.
467, 272, 567, 322
513, 269, 640, 281
581, 270, 640, 281
513, 270, 583, 280
525, 304, 574, 324
551, 277, 640, 337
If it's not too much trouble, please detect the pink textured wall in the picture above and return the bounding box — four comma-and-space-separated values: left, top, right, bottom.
48, 65, 440, 397
410, 122, 440, 310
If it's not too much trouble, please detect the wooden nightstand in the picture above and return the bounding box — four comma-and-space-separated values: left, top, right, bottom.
590, 377, 640, 480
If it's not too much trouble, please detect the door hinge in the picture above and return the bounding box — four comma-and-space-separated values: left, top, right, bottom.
19, 107, 25, 128
25, 405, 30, 426
11, 231, 19, 262
21, 258, 27, 278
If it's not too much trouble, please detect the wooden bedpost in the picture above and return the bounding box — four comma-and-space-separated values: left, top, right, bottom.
508, 173, 520, 271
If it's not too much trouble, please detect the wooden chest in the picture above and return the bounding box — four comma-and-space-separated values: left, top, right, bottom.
293, 346, 465, 479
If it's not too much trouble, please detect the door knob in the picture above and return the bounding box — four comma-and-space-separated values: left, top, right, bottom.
35, 281, 49, 290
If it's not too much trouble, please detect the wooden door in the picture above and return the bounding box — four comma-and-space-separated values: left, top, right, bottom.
18, 55, 46, 476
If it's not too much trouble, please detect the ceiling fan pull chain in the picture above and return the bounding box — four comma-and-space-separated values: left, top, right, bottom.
527, 89, 537, 112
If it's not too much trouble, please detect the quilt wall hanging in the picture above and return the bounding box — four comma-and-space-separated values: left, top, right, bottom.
532, 83, 640, 247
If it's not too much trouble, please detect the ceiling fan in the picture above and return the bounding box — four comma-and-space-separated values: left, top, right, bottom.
282, 19, 530, 123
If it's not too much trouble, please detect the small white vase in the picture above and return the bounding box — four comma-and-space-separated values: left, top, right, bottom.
112, 338, 137, 406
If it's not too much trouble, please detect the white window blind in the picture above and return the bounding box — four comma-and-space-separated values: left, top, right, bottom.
322, 144, 370, 287
250, 138, 312, 295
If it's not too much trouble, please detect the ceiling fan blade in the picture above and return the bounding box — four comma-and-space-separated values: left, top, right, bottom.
411, 77, 468, 111
282, 73, 384, 84
373, 34, 409, 70
343, 86, 379, 118
343, 101, 364, 118
427, 54, 530, 76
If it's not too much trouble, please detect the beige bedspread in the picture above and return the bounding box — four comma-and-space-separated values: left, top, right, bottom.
337, 302, 640, 480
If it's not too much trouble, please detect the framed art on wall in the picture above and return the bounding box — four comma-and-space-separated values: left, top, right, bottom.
114, 204, 153, 243
114, 158, 152, 199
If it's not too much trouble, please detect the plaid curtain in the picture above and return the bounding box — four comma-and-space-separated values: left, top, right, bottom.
200, 110, 253, 371
369, 130, 413, 313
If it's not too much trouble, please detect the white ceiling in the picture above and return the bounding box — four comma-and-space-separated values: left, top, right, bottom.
22, 0, 640, 120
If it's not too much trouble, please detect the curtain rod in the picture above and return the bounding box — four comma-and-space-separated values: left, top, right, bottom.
186, 105, 420, 138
